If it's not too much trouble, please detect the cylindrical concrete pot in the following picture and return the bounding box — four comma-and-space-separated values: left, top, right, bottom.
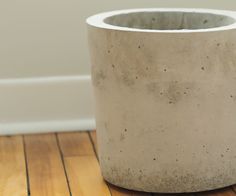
87, 8, 236, 193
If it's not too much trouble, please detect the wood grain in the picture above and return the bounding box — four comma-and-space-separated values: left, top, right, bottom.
24, 133, 70, 196
58, 131, 111, 196
0, 135, 27, 196
57, 132, 95, 157
65, 156, 111, 196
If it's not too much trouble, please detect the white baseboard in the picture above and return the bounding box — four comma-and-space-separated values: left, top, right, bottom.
0, 75, 95, 135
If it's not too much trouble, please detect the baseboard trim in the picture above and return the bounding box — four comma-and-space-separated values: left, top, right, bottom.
0, 75, 95, 135
0, 119, 95, 135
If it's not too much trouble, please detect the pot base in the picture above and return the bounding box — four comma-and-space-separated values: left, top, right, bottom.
104, 176, 235, 193
101, 165, 236, 193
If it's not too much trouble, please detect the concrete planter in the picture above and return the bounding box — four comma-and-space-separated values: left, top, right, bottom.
87, 8, 236, 193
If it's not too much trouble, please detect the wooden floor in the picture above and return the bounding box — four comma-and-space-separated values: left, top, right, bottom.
0, 131, 236, 196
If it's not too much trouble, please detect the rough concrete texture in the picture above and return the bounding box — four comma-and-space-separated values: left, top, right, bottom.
87, 8, 236, 193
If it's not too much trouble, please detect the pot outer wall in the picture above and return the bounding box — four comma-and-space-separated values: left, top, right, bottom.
88, 25, 236, 193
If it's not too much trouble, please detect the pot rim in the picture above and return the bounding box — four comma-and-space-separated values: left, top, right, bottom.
86, 8, 236, 33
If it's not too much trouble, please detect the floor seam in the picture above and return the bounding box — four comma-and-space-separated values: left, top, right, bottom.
88, 131, 113, 196
55, 133, 72, 196
88, 131, 98, 159
22, 136, 31, 196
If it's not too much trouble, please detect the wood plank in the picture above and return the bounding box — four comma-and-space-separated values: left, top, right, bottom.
58, 131, 110, 196
57, 132, 94, 157
65, 156, 111, 196
89, 131, 152, 196
24, 133, 70, 196
0, 135, 27, 196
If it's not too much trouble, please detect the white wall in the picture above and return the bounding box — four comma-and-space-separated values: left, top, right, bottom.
0, 1, 235, 134
0, 0, 235, 78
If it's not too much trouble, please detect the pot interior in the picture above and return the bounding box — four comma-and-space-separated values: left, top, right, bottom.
104, 11, 235, 30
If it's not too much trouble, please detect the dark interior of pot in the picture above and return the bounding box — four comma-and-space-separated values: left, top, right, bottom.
104, 11, 235, 30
